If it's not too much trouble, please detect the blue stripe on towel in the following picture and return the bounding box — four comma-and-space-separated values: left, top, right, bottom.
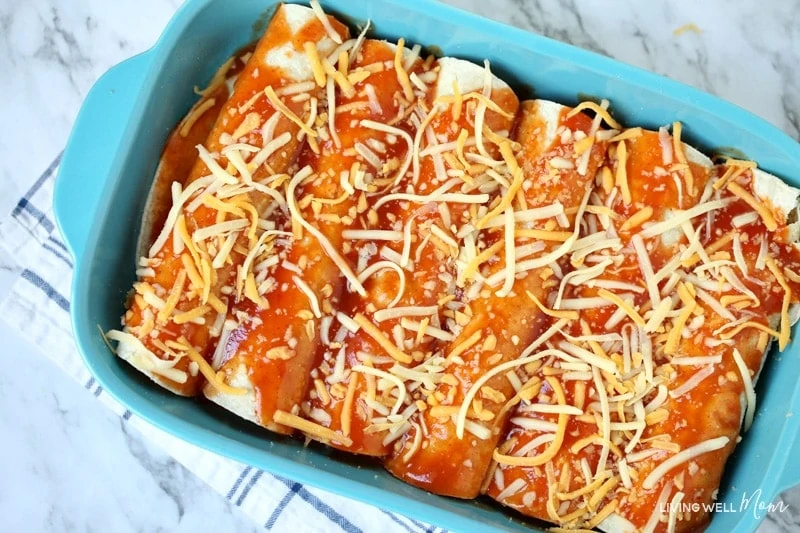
264, 482, 301, 529
235, 468, 264, 506
20, 269, 69, 311
43, 243, 73, 267
380, 510, 417, 533
12, 152, 62, 219
407, 516, 431, 532
47, 235, 69, 253
17, 198, 54, 233
274, 475, 363, 533
226, 466, 252, 500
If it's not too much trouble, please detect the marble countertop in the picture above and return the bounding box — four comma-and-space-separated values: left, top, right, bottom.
1, 0, 798, 531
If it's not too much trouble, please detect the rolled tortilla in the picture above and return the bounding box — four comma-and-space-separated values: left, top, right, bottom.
112, 4, 348, 396
204, 38, 432, 434
487, 130, 800, 531
291, 54, 519, 452
595, 163, 800, 533
385, 99, 609, 498
137, 44, 253, 258
484, 125, 715, 527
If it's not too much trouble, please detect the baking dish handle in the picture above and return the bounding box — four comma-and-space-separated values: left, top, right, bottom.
54, 52, 152, 261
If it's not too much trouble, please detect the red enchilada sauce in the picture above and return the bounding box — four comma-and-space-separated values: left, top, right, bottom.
120, 6, 348, 396
220, 39, 429, 432
488, 129, 800, 532
386, 104, 606, 497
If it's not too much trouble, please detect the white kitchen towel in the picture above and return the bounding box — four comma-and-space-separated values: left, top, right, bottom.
0, 155, 439, 533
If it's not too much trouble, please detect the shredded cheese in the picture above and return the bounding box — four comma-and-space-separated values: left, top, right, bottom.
274, 410, 353, 446
356, 261, 405, 308
727, 182, 778, 231
447, 330, 482, 361
640, 198, 733, 239
494, 377, 568, 466
615, 140, 632, 204
179, 98, 216, 137
765, 257, 792, 350
642, 436, 729, 489
309, 0, 343, 44
352, 364, 406, 415
374, 305, 438, 323
567, 100, 622, 130
597, 289, 645, 326
264, 87, 317, 138
353, 313, 413, 364
455, 349, 568, 439
292, 275, 322, 318
732, 348, 757, 432
169, 337, 247, 395
394, 38, 415, 101
288, 167, 366, 295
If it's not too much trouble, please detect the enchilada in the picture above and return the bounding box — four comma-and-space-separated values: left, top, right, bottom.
109, 4, 349, 396
293, 54, 519, 453
486, 131, 800, 532
385, 98, 611, 498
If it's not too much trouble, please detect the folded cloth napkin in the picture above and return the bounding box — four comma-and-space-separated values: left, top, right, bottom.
0, 154, 438, 533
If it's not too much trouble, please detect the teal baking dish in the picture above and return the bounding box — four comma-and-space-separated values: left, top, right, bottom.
54, 0, 800, 530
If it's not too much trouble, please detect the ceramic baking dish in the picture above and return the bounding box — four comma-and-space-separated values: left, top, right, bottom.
54, 0, 800, 530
